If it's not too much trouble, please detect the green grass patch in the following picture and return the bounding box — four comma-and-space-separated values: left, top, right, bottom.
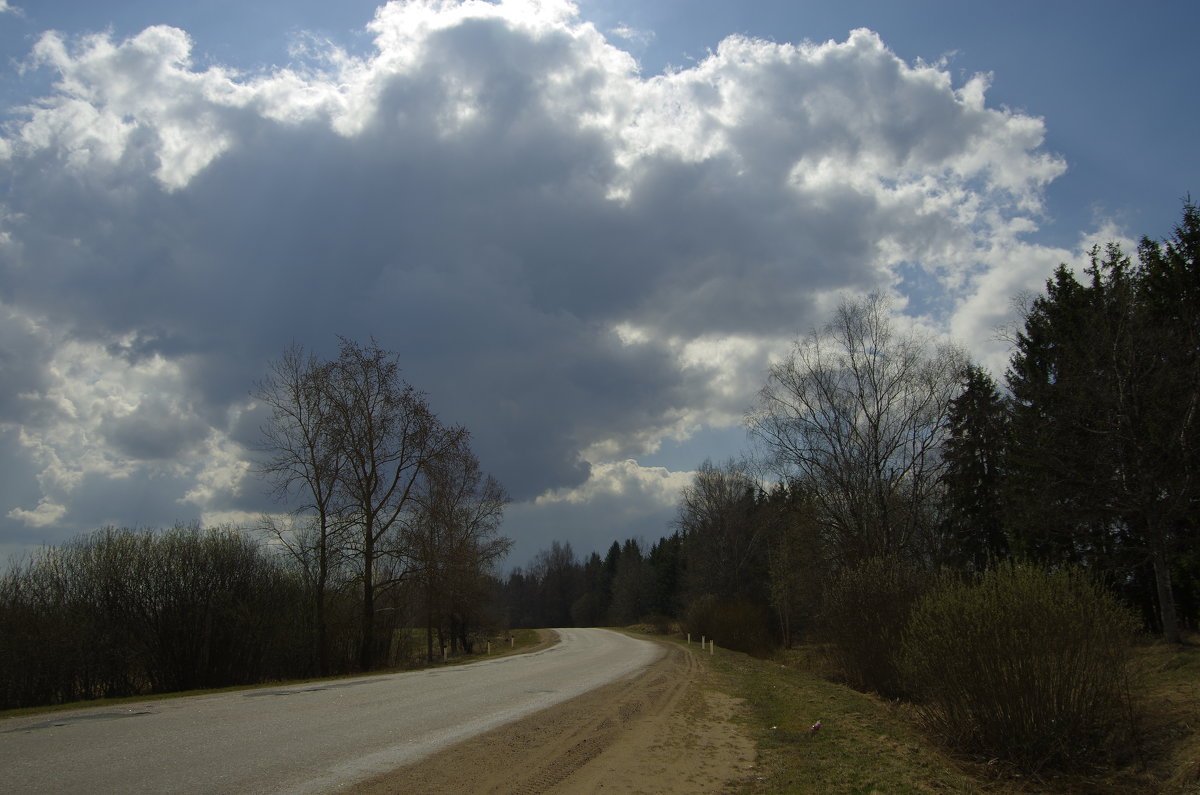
657, 632, 1200, 794
694, 643, 978, 793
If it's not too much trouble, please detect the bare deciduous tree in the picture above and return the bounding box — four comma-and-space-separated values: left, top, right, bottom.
257, 338, 509, 670
255, 344, 346, 675
325, 338, 465, 670
411, 433, 510, 659
749, 293, 963, 566
675, 459, 764, 603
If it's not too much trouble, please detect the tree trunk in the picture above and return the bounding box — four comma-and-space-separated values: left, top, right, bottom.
425, 595, 435, 663
315, 576, 328, 676
316, 529, 329, 677
360, 535, 375, 670
1151, 540, 1182, 644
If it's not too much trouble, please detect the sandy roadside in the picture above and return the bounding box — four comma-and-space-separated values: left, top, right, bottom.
353, 632, 758, 794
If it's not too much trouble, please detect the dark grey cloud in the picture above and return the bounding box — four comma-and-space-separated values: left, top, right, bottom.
0, 4, 1064, 556
0, 308, 55, 424
99, 395, 209, 461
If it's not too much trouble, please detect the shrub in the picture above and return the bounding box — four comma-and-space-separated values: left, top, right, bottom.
901, 562, 1138, 772
0, 526, 312, 709
684, 595, 773, 657
640, 614, 674, 635
815, 555, 930, 698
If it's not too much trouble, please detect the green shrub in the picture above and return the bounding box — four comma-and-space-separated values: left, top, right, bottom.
901, 562, 1138, 772
815, 555, 930, 698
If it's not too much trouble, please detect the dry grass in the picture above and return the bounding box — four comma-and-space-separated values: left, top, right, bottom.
1123, 633, 1200, 793
669, 631, 1200, 794
674, 637, 978, 793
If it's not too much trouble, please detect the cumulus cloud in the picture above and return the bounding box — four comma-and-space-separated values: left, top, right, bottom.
0, 0, 1071, 560
537, 458, 691, 507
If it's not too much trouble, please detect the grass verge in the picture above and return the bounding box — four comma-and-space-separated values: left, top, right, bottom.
650, 633, 1200, 794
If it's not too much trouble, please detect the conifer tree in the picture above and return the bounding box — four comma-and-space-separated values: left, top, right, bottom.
939, 364, 1009, 570
1005, 203, 1200, 640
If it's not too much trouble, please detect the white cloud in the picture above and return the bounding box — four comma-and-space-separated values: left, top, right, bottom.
947, 219, 1138, 376
7, 498, 65, 527
536, 458, 692, 507
609, 23, 654, 49
17, 27, 255, 189
0, 330, 251, 532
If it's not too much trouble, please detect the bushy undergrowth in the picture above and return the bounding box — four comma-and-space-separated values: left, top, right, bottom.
815, 555, 930, 697
0, 525, 311, 709
684, 594, 773, 657
901, 562, 1138, 772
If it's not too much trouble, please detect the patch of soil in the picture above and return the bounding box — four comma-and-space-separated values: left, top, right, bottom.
354, 636, 756, 794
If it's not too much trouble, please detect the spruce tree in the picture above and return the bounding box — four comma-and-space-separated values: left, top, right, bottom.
1004, 203, 1200, 640
939, 364, 1008, 570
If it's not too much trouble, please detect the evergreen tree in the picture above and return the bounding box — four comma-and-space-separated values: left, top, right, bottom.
1005, 204, 1200, 640
1132, 201, 1200, 637
1005, 261, 1114, 564
608, 539, 652, 625
569, 551, 609, 626
939, 364, 1009, 570
646, 533, 684, 617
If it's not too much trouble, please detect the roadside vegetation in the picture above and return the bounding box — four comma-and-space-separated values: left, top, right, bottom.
650, 626, 1200, 793
507, 202, 1200, 786
0, 338, 515, 710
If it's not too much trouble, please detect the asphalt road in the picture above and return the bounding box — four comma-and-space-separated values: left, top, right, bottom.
1, 628, 664, 794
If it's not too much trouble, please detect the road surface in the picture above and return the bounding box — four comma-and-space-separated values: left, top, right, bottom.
1, 628, 663, 794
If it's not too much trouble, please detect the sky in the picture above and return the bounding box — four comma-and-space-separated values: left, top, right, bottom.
0, 0, 1195, 569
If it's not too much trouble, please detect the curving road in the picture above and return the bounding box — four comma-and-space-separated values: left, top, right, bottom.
1, 628, 663, 794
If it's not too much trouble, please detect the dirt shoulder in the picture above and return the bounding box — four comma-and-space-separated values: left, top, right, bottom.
355, 633, 757, 794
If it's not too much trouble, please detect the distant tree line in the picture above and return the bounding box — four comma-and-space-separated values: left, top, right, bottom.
501, 202, 1200, 650
0, 339, 511, 710
499, 535, 684, 632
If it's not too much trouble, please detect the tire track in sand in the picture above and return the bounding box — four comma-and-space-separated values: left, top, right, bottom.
353, 638, 755, 794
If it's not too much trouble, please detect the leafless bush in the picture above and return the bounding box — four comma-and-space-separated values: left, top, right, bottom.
901, 562, 1138, 772
815, 555, 930, 697
0, 526, 311, 709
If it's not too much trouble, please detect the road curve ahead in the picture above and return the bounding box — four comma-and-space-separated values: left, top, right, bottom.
1, 628, 663, 794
